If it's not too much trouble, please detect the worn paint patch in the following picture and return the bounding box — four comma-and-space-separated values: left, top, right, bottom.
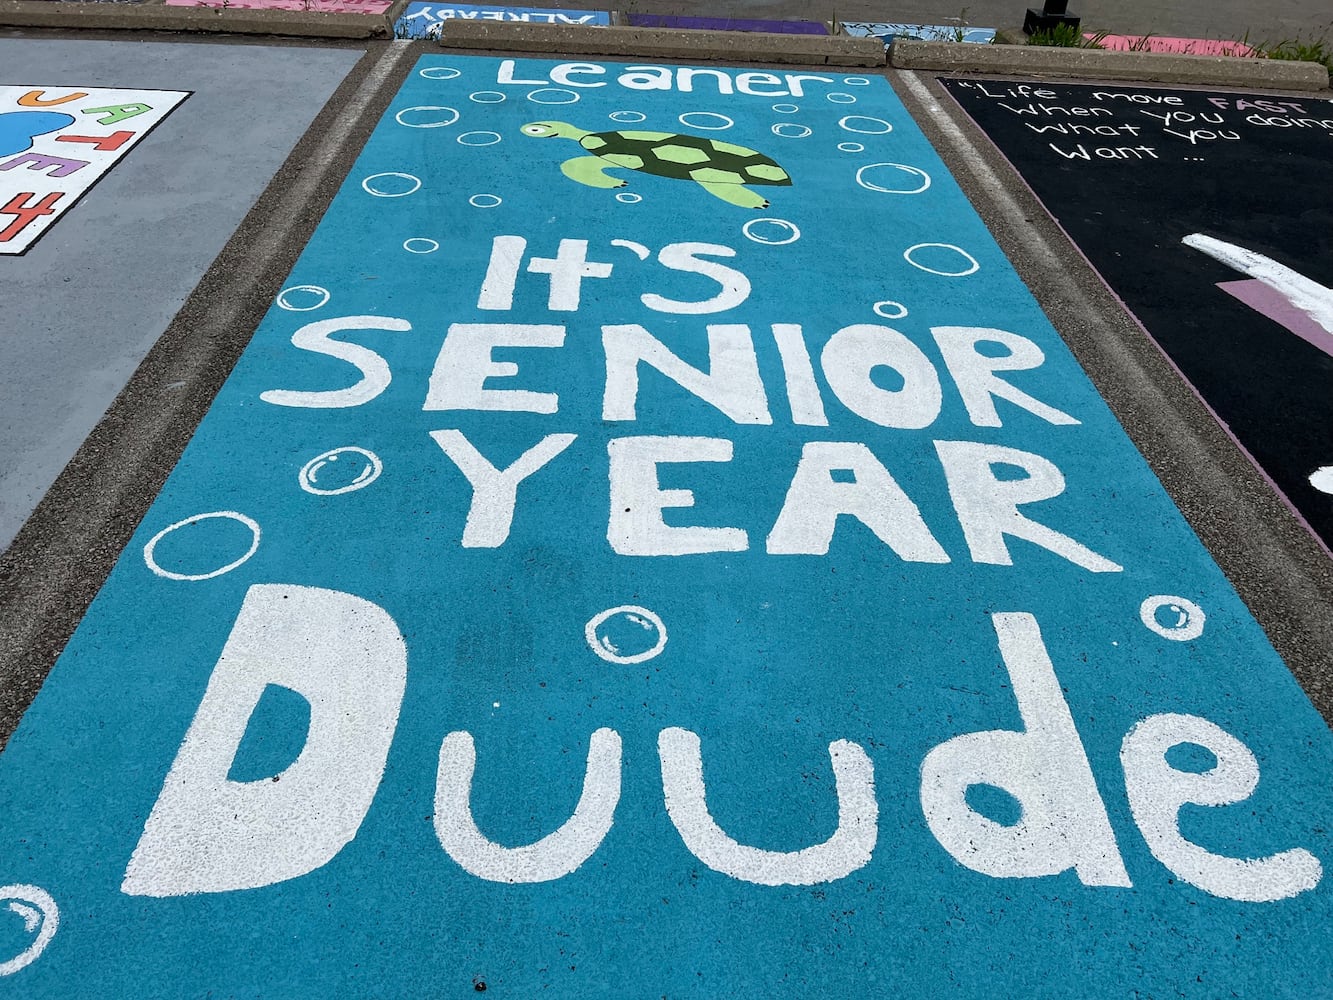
0, 57, 1329, 997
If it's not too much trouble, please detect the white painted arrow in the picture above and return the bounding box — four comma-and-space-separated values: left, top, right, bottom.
1183, 233, 1333, 336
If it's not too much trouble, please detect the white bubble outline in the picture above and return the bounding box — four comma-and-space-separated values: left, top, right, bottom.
457, 131, 502, 146
857, 162, 931, 195
615, 192, 643, 204
469, 91, 506, 103
609, 110, 647, 123
419, 66, 461, 80
469, 194, 502, 208
403, 238, 440, 254
527, 88, 580, 105
842, 76, 872, 86
362, 172, 422, 198
394, 105, 459, 128
838, 141, 865, 152
0, 885, 58, 977
299, 447, 384, 497
678, 112, 734, 130
903, 242, 979, 276
275, 284, 330, 312
827, 93, 858, 104
839, 114, 893, 135
743, 217, 801, 246
771, 103, 800, 113
585, 605, 668, 664
143, 511, 261, 582
1140, 595, 1207, 642
874, 300, 909, 319
771, 122, 813, 138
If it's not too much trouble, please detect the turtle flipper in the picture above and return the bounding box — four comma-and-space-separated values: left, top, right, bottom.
560, 155, 629, 189
697, 181, 769, 209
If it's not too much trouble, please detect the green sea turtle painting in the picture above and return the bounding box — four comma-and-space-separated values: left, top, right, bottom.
520, 120, 792, 209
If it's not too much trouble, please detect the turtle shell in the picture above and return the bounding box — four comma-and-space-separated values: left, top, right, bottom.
579, 130, 792, 186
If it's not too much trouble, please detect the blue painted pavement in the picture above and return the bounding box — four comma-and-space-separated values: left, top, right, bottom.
842, 22, 998, 45
0, 56, 1329, 997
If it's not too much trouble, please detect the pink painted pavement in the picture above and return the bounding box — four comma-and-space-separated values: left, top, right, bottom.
1091, 34, 1256, 56
164, 0, 392, 12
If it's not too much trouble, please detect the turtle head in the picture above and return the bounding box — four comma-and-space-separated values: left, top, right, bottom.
520, 121, 586, 141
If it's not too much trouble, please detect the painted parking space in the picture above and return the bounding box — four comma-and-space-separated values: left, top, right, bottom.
0, 55, 1330, 996
942, 79, 1333, 550
395, 4, 610, 39
0, 39, 361, 550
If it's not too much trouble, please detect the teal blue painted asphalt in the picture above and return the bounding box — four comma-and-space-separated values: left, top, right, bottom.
0, 57, 1328, 996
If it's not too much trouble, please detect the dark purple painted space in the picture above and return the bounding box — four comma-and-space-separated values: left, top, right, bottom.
625, 14, 827, 33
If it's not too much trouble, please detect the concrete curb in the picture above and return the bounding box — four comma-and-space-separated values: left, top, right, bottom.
891, 39, 1332, 92
429, 21, 886, 67
0, 0, 389, 38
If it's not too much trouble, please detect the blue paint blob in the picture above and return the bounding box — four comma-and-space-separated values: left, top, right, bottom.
964, 783, 1023, 826
0, 111, 75, 158
226, 684, 311, 783
1165, 741, 1219, 774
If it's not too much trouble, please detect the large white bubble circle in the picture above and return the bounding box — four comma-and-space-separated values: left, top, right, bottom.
874, 300, 909, 319
615, 192, 642, 204
527, 88, 580, 105
838, 141, 865, 153
276, 284, 330, 312
743, 218, 801, 246
362, 172, 422, 197
1140, 596, 1207, 641
403, 238, 440, 254
772, 122, 812, 138
299, 447, 383, 496
839, 114, 893, 134
903, 242, 979, 276
827, 93, 857, 104
842, 76, 872, 85
143, 511, 261, 582
419, 66, 461, 80
857, 162, 931, 194
585, 605, 668, 664
395, 106, 460, 128
679, 112, 734, 130
469, 193, 502, 208
470, 91, 506, 103
0, 885, 58, 977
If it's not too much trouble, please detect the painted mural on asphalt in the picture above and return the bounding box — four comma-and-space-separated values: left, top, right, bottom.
0, 57, 1329, 996
0, 86, 188, 254
395, 4, 610, 39
943, 79, 1333, 550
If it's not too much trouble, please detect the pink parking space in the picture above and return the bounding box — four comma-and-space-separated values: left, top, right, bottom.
1091, 34, 1256, 56
163, 0, 392, 11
